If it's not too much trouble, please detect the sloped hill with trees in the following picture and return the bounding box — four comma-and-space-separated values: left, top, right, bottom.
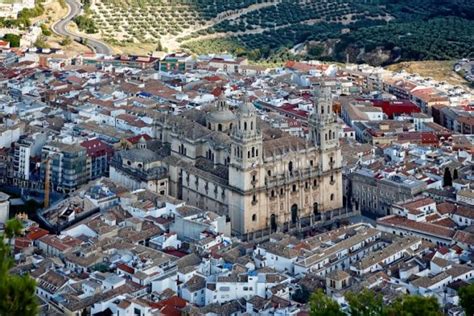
88, 0, 474, 65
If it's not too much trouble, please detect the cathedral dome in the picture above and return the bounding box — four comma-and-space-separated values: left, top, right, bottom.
207, 108, 237, 123
207, 93, 237, 123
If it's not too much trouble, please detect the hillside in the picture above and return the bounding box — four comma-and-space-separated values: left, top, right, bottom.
86, 0, 474, 64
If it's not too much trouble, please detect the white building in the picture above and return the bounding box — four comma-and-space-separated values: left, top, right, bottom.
13, 132, 48, 180
0, 192, 10, 224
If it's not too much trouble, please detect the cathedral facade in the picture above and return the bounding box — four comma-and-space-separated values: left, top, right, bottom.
153, 90, 343, 237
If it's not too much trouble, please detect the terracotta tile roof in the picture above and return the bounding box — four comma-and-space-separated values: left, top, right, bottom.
454, 230, 474, 246
377, 216, 455, 238
26, 226, 49, 240
117, 263, 135, 274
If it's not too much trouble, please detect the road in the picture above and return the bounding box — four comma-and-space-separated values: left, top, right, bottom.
52, 0, 111, 55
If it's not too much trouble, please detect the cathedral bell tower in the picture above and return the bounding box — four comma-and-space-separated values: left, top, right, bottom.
308, 86, 343, 211
229, 97, 263, 191
309, 86, 340, 151
228, 96, 264, 235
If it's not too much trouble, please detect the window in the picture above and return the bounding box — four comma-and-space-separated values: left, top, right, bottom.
310, 160, 313, 166
252, 174, 256, 182
331, 193, 334, 201
252, 195, 257, 202
280, 188, 284, 195
244, 121, 247, 130
288, 161, 293, 174
271, 190, 275, 198
292, 184, 297, 192
313, 179, 317, 187
252, 214, 257, 221
305, 182, 309, 189
267, 170, 272, 176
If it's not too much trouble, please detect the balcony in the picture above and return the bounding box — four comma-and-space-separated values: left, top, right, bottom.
265, 167, 318, 188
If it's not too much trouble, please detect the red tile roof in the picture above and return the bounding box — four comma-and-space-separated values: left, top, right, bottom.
117, 263, 135, 274
80, 138, 114, 158
26, 227, 49, 240
377, 216, 455, 238
127, 134, 152, 144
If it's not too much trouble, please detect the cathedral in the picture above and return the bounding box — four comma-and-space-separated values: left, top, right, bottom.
149, 89, 343, 237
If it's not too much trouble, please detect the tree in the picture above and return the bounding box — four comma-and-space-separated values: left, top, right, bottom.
443, 167, 452, 187
345, 288, 384, 316
385, 295, 442, 316
459, 283, 474, 316
34, 35, 49, 49
156, 40, 163, 51
4, 218, 23, 240
2, 33, 21, 47
61, 36, 72, 46
309, 289, 344, 316
292, 285, 311, 304
40, 24, 51, 36
0, 222, 38, 316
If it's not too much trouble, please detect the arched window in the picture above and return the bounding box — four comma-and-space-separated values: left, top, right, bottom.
288, 161, 293, 174
330, 193, 335, 201
267, 170, 271, 176
218, 124, 222, 131
251, 121, 253, 130
271, 190, 275, 198
280, 188, 284, 195
248, 151, 251, 159
256, 149, 258, 157
252, 147, 255, 157
252, 214, 257, 222
325, 133, 328, 141
313, 203, 319, 216
333, 131, 336, 139
244, 121, 247, 130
